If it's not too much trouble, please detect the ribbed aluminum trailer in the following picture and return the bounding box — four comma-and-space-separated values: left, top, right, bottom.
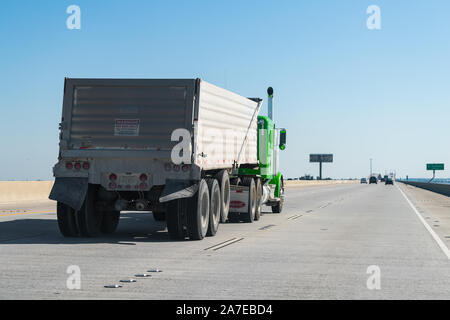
50, 78, 285, 240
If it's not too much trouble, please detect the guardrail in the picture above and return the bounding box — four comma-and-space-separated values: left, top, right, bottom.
398, 181, 450, 197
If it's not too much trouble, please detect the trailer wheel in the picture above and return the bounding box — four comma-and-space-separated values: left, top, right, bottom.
101, 211, 120, 234
241, 178, 256, 223
57, 202, 79, 237
78, 185, 103, 237
187, 179, 210, 240
255, 178, 262, 221
166, 199, 186, 240
153, 211, 166, 221
215, 170, 230, 223
206, 179, 221, 236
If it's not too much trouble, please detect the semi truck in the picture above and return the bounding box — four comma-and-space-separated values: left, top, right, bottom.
49, 78, 286, 240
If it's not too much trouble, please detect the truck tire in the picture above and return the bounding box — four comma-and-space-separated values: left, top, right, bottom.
153, 211, 166, 221
255, 178, 262, 221
241, 178, 256, 223
101, 211, 120, 234
166, 199, 186, 240
187, 179, 210, 240
57, 202, 79, 237
215, 170, 230, 223
206, 179, 221, 237
78, 185, 103, 237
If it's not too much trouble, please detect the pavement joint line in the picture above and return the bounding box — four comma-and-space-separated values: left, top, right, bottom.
397, 185, 450, 260
258, 224, 276, 230
287, 214, 301, 220
211, 238, 244, 251
0, 233, 47, 242
204, 238, 238, 251
291, 215, 303, 220
0, 211, 55, 217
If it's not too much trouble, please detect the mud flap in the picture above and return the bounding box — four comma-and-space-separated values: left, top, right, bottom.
49, 177, 89, 211
159, 179, 198, 203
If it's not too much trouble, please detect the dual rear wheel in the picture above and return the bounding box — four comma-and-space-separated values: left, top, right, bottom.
166, 175, 225, 241
57, 185, 120, 237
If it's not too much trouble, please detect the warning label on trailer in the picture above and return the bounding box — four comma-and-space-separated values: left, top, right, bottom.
114, 119, 140, 136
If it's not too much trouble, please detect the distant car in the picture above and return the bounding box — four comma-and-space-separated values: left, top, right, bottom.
360, 178, 367, 184
369, 176, 377, 184
385, 178, 394, 185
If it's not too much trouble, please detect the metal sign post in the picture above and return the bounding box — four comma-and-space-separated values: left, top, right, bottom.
310, 154, 333, 180
426, 163, 444, 182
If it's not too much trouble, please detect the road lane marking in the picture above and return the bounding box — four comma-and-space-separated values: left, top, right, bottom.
0, 211, 55, 217
397, 185, 450, 260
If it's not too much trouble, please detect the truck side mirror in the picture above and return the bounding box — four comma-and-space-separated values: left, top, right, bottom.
279, 129, 286, 150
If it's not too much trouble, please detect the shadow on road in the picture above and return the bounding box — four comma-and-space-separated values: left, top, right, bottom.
0, 213, 172, 245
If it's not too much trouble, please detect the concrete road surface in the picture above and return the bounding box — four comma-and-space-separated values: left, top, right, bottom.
0, 182, 449, 299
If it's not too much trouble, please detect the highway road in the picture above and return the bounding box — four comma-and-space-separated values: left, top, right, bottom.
0, 182, 450, 299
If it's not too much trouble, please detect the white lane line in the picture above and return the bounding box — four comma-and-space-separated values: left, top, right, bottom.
397, 185, 450, 260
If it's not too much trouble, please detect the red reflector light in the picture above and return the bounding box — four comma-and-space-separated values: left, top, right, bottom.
65, 162, 73, 170
82, 162, 90, 170
74, 162, 81, 170
173, 165, 180, 172
182, 165, 189, 172
109, 173, 117, 181
140, 183, 148, 189
164, 163, 171, 171
109, 182, 116, 189
140, 174, 148, 181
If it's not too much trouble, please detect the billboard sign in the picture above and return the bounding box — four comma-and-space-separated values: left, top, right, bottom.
310, 154, 333, 163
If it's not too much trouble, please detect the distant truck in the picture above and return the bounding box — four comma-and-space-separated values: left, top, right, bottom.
50, 78, 287, 240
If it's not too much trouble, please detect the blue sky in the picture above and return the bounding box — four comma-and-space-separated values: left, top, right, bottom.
0, 0, 449, 180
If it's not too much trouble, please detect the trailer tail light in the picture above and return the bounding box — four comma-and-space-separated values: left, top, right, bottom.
109, 173, 117, 181
109, 182, 116, 189
173, 165, 180, 172
74, 162, 81, 170
82, 162, 90, 170
139, 183, 148, 190
140, 174, 148, 181
65, 162, 73, 170
182, 165, 190, 172
164, 163, 171, 171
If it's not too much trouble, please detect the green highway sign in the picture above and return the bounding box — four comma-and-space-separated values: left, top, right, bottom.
426, 163, 444, 171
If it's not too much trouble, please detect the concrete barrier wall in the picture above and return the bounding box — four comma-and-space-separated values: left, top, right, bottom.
399, 181, 450, 197
0, 181, 54, 203
0, 179, 356, 203
284, 180, 358, 188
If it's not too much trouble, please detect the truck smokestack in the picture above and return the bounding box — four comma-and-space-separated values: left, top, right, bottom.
267, 87, 274, 121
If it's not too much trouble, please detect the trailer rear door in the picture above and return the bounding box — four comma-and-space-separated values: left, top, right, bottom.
62, 79, 195, 152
